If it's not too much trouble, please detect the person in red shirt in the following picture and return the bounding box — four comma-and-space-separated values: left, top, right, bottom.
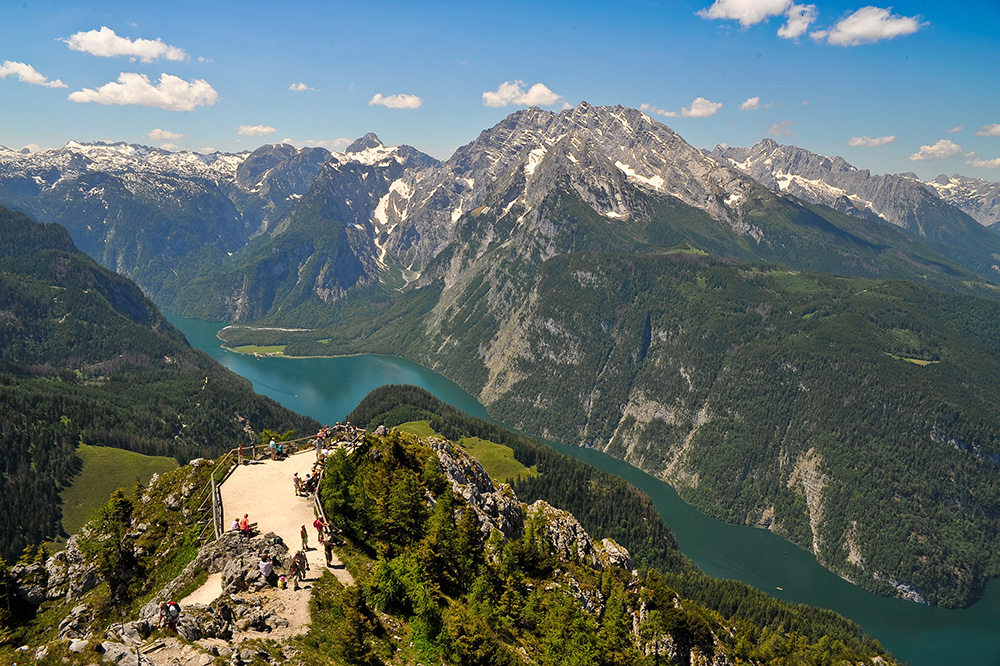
313, 516, 328, 543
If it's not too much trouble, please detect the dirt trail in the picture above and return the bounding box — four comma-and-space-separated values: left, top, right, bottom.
155, 450, 354, 664
219, 449, 352, 588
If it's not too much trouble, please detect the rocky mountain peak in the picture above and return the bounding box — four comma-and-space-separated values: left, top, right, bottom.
345, 132, 385, 153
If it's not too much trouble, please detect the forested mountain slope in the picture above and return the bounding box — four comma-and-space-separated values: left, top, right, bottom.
229, 251, 1000, 607
0, 206, 317, 559
0, 401, 899, 665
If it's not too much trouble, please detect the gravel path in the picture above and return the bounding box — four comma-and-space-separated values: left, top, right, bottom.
176, 450, 353, 615
220, 449, 353, 587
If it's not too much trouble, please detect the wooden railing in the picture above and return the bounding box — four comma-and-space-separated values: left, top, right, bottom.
193, 431, 361, 543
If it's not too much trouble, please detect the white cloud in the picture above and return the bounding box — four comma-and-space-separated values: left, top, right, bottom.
369, 92, 423, 109
148, 128, 186, 141
812, 6, 922, 46
766, 120, 796, 136
0, 60, 67, 88
280, 137, 352, 149
740, 96, 760, 111
640, 97, 723, 119
974, 124, 1000, 137
482, 80, 563, 108
159, 143, 179, 151
967, 157, 1000, 168
946, 126, 963, 134
697, 0, 792, 27
778, 3, 817, 39
237, 125, 277, 137
68, 73, 217, 111
64, 26, 187, 62
847, 135, 896, 147
289, 82, 315, 92
908, 139, 963, 161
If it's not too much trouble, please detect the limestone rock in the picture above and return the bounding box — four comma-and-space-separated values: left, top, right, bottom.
527, 501, 600, 567
44, 534, 98, 602
59, 603, 93, 639
11, 561, 47, 605
99, 640, 138, 665
596, 538, 632, 571
427, 438, 524, 540
140, 531, 288, 623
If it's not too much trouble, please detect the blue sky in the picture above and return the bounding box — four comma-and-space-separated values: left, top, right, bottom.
2, 0, 998, 180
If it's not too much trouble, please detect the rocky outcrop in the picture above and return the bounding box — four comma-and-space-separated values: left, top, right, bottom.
40, 534, 99, 603
527, 500, 632, 571
139, 530, 289, 624
427, 437, 524, 540
422, 436, 631, 572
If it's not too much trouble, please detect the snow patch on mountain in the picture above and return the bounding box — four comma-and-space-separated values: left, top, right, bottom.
614, 161, 665, 191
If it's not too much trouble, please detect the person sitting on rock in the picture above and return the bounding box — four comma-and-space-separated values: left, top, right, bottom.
259, 554, 278, 586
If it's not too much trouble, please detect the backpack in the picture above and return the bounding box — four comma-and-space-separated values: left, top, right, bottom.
167, 602, 181, 620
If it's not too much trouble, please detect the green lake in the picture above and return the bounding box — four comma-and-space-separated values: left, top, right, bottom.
168, 311, 1000, 666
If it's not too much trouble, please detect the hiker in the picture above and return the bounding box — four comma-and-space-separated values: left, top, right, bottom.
289, 550, 308, 589
324, 540, 334, 567
300, 524, 309, 551
239, 513, 250, 536
158, 601, 181, 633
313, 516, 329, 543
230, 518, 239, 531
237, 443, 243, 465
269, 438, 277, 460
293, 472, 302, 496
259, 555, 278, 586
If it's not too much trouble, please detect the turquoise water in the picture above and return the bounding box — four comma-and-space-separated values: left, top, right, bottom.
168, 311, 1000, 666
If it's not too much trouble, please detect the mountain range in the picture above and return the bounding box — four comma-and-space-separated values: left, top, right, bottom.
4, 103, 1000, 607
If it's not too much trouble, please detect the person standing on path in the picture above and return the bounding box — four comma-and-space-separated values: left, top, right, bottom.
313, 516, 328, 543
324, 540, 334, 567
300, 524, 309, 551
269, 438, 277, 460
290, 550, 308, 590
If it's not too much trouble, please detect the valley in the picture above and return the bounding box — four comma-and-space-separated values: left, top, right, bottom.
169, 312, 1000, 666
5, 103, 1000, 611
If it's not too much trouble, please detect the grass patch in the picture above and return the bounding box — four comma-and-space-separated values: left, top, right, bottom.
233, 344, 286, 355
55, 444, 177, 550
459, 436, 539, 483
395, 420, 439, 439
665, 243, 708, 256
396, 421, 538, 483
886, 353, 940, 366
767, 270, 825, 294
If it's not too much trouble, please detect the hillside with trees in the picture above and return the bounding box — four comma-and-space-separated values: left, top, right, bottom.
1, 409, 899, 665
233, 249, 1000, 607
0, 205, 318, 560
